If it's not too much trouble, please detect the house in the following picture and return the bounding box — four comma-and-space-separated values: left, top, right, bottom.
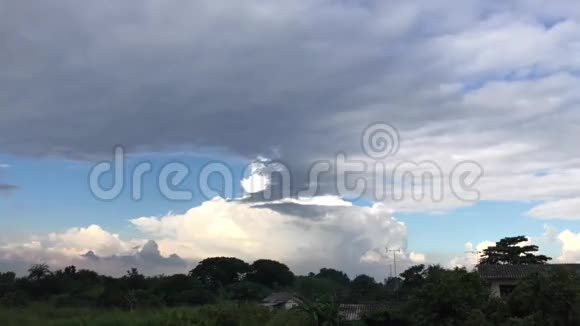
339, 303, 389, 321
477, 264, 580, 298
261, 293, 389, 322
261, 292, 303, 310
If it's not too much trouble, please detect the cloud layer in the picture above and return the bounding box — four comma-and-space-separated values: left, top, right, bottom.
0, 225, 187, 276
2, 1, 580, 214
0, 196, 415, 278
3, 199, 580, 277
130, 196, 410, 277
2, 0, 580, 280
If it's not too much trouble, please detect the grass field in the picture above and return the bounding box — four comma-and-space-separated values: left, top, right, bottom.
0, 304, 314, 326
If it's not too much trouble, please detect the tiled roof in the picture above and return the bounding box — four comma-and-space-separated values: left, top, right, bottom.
339, 303, 388, 321
261, 292, 300, 305
478, 264, 580, 280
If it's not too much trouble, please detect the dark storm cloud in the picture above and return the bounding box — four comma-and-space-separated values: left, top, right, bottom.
2, 0, 580, 213
0, 0, 466, 160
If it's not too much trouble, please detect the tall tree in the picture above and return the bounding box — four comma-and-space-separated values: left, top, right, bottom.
294, 275, 348, 301
189, 257, 250, 289
480, 236, 551, 265
349, 274, 381, 302
247, 259, 294, 288
27, 264, 51, 281
315, 268, 350, 286
0, 272, 16, 297
124, 268, 146, 289
507, 268, 580, 324
403, 266, 489, 325
400, 264, 426, 289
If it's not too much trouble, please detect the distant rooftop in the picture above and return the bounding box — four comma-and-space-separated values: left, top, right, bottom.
339, 303, 388, 321
261, 292, 301, 306
478, 264, 580, 280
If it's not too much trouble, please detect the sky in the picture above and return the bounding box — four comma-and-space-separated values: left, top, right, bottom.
2, 0, 580, 279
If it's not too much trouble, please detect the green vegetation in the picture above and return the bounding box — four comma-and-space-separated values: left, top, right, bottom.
480, 235, 552, 265
0, 304, 310, 326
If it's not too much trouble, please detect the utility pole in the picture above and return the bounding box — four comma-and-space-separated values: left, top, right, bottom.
386, 248, 402, 277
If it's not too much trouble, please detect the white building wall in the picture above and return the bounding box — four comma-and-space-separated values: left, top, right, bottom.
489, 280, 518, 298
490, 281, 501, 298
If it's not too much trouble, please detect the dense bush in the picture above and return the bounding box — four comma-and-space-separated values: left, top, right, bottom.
0, 304, 314, 326
399, 265, 489, 326
505, 268, 580, 325
0, 291, 28, 308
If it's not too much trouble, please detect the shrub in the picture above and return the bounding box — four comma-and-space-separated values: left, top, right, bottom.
0, 291, 28, 308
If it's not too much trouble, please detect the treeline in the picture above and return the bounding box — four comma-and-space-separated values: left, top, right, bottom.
0, 257, 394, 310
2, 255, 580, 325
394, 264, 580, 326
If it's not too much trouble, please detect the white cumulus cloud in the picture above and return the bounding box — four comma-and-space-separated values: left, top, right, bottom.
130, 197, 408, 277
0, 196, 410, 278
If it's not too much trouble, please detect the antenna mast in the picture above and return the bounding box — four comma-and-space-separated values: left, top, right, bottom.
386, 248, 402, 277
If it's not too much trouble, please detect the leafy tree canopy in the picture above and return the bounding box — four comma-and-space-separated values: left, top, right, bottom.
507, 268, 580, 325
315, 268, 350, 286
402, 265, 489, 326
480, 236, 552, 265
27, 264, 51, 281
189, 257, 251, 289
294, 275, 347, 301
349, 274, 381, 302
247, 259, 294, 288
400, 264, 425, 289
